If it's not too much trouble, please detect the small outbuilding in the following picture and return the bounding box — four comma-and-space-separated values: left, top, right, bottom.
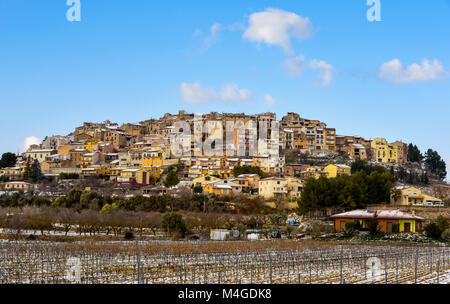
210, 229, 231, 241
331, 209, 425, 233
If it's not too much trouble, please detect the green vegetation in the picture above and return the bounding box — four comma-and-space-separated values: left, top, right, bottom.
406, 144, 447, 180
59, 173, 79, 180
407, 144, 423, 163
424, 215, 449, 239
297, 171, 395, 214
193, 184, 203, 194
0, 152, 17, 168
366, 212, 381, 236
232, 165, 265, 178
350, 159, 386, 175
22, 160, 42, 183
164, 169, 180, 188
161, 212, 187, 238
344, 221, 362, 235
424, 149, 447, 180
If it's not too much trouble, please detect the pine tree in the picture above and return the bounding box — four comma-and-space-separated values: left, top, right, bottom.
164, 170, 180, 188
424, 149, 447, 180
22, 161, 32, 182
31, 160, 42, 182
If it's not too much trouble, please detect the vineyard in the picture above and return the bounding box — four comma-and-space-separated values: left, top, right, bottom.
0, 240, 449, 284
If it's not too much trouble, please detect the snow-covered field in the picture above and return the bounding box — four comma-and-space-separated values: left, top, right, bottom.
0, 242, 448, 284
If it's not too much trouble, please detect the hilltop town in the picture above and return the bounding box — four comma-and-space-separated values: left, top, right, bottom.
0, 110, 448, 206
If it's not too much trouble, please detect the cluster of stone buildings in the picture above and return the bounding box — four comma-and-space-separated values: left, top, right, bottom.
0, 110, 414, 200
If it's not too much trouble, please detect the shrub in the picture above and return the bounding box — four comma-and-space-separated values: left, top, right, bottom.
344, 221, 361, 234
310, 221, 332, 236
436, 215, 449, 233
164, 170, 180, 188
424, 222, 442, 239
424, 215, 449, 239
193, 185, 203, 194
124, 231, 134, 240
442, 228, 450, 240
161, 213, 187, 238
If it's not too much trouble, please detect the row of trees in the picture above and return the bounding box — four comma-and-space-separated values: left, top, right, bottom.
298, 171, 395, 214
0, 187, 275, 215
0, 206, 284, 239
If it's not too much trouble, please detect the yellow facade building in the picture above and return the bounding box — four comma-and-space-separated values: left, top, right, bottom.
371, 138, 400, 164
25, 149, 56, 163
391, 186, 442, 206
193, 175, 221, 187
142, 149, 164, 167
323, 164, 352, 178
82, 139, 101, 153
301, 166, 329, 179
258, 177, 303, 199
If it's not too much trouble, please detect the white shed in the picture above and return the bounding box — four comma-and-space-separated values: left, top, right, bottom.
210, 229, 231, 241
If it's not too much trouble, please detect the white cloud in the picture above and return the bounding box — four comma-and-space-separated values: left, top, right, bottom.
220, 83, 252, 102
180, 82, 217, 104
378, 58, 447, 84
22, 136, 41, 152
264, 94, 277, 106
309, 59, 333, 86
203, 23, 223, 49
180, 82, 252, 104
282, 55, 306, 75
243, 8, 314, 53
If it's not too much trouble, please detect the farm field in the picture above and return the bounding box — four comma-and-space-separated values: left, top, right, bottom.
0, 240, 448, 284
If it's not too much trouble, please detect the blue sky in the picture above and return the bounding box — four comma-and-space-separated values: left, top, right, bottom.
1, 0, 449, 173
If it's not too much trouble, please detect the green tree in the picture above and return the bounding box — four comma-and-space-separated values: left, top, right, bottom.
31, 160, 42, 182
424, 222, 442, 239
407, 144, 423, 163
161, 212, 187, 238
0, 152, 17, 168
55, 188, 83, 208
23, 160, 42, 183
80, 191, 104, 210
193, 185, 203, 194
164, 170, 180, 188
298, 171, 394, 214
424, 149, 447, 180
366, 212, 380, 236
22, 162, 31, 182
436, 215, 449, 234
351, 159, 370, 175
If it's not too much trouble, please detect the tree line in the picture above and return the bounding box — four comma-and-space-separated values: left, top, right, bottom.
0, 204, 283, 239
297, 170, 395, 214
0, 187, 276, 215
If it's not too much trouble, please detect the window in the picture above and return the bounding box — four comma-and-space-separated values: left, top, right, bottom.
404, 223, 411, 233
